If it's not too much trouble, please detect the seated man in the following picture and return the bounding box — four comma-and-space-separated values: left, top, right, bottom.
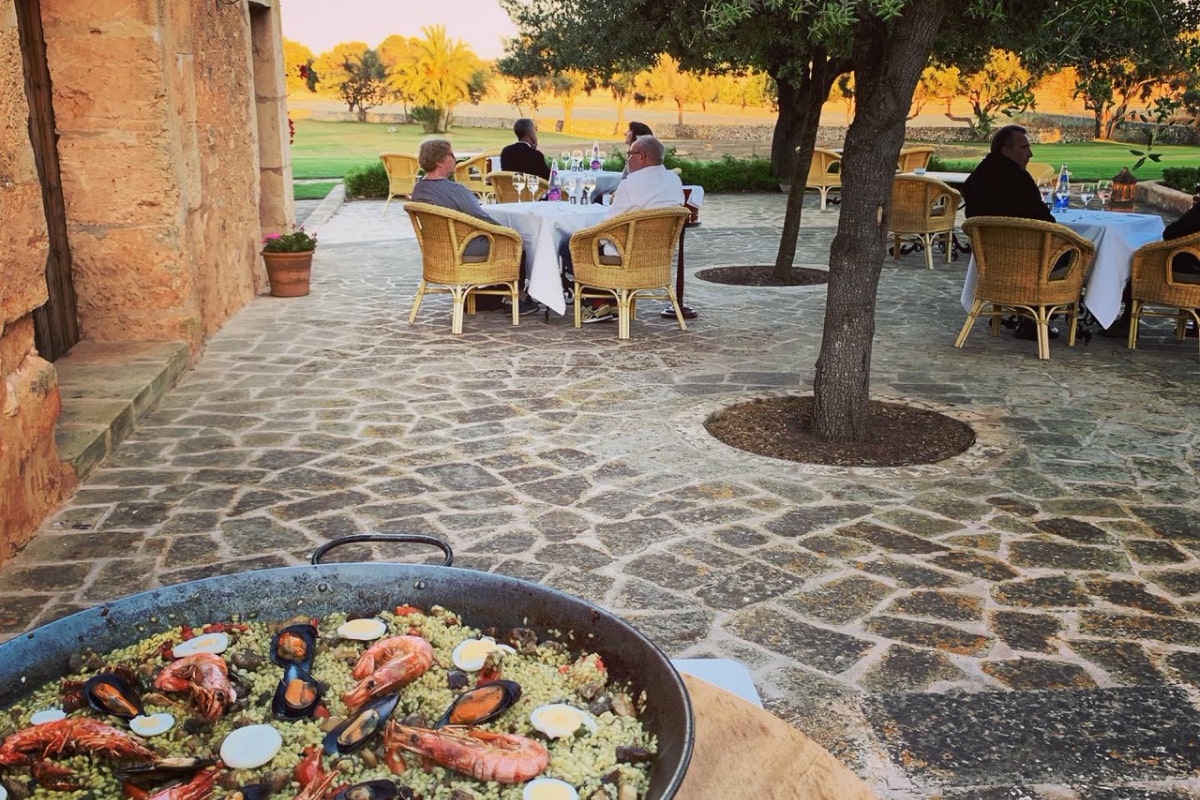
411, 138, 537, 314
962, 125, 1060, 340
592, 121, 652, 204
499, 118, 551, 182
572, 136, 685, 322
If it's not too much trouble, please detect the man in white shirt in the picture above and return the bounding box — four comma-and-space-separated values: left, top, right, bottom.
607, 136, 684, 216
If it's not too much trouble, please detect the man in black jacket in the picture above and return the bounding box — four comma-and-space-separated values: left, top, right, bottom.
499, 118, 550, 182
962, 125, 1052, 221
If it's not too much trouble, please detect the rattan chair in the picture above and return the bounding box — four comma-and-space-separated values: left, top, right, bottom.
956, 216, 1095, 360
488, 171, 547, 203
1026, 162, 1055, 184
380, 153, 421, 216
403, 202, 524, 334
453, 153, 496, 203
889, 175, 962, 270
897, 146, 936, 173
1127, 231, 1200, 358
569, 207, 691, 339
804, 148, 843, 210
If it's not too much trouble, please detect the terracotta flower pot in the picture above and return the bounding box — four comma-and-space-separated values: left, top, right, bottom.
262, 250, 313, 297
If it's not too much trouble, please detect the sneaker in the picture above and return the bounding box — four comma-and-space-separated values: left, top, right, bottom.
580, 303, 616, 324
518, 298, 541, 316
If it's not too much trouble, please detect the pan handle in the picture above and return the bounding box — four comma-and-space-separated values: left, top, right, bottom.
311, 534, 454, 567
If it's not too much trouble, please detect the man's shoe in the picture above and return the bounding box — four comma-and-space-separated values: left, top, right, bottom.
518, 298, 541, 316
581, 303, 616, 324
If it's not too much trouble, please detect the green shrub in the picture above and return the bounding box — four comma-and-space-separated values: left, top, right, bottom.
1162, 166, 1198, 193
928, 155, 949, 171
344, 162, 390, 198
664, 153, 777, 192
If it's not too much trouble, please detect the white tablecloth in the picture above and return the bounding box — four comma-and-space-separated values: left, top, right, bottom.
961, 210, 1165, 328
556, 170, 623, 203
488, 202, 608, 314
910, 170, 972, 187
683, 185, 705, 208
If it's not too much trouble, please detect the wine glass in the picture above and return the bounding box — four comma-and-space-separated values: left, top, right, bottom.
571, 149, 583, 171
1039, 181, 1053, 210
564, 176, 578, 204
512, 171, 527, 203
1079, 183, 1095, 209
582, 173, 597, 203
560, 150, 571, 168
1097, 179, 1113, 209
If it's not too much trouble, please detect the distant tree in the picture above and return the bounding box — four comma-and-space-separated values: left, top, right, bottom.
551, 69, 589, 128
394, 25, 491, 132
283, 39, 316, 94
312, 43, 391, 121
605, 71, 640, 132
377, 34, 418, 114
908, 65, 950, 120
940, 48, 1036, 138
638, 54, 694, 126
507, 76, 549, 116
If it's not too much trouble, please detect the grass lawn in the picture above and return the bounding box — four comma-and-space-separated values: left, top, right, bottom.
294, 181, 340, 200
291, 119, 619, 180
935, 140, 1199, 182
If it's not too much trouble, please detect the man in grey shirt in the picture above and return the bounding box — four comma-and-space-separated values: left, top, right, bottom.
411, 139, 536, 313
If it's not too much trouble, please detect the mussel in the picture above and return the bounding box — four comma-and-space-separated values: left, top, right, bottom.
221, 784, 270, 800
84, 672, 145, 720
322, 692, 400, 755
434, 679, 521, 728
271, 623, 318, 671
332, 779, 405, 800
271, 664, 323, 720
114, 757, 216, 788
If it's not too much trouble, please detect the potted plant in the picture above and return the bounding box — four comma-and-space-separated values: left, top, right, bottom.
261, 227, 317, 297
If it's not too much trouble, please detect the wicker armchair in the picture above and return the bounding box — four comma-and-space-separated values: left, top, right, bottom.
569, 207, 691, 339
403, 202, 524, 334
956, 216, 1095, 360
380, 153, 421, 216
453, 153, 496, 203
897, 146, 936, 173
1127, 231, 1200, 357
804, 148, 843, 210
488, 171, 547, 203
889, 175, 962, 270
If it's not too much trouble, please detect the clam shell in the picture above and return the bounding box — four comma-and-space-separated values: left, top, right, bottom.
322, 692, 400, 755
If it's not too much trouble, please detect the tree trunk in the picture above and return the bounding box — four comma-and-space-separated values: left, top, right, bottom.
811, 0, 947, 441
771, 52, 848, 280
769, 75, 802, 180
676, 101, 684, 126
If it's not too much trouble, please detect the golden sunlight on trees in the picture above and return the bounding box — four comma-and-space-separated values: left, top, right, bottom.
550, 70, 588, 128
637, 55, 694, 126
394, 25, 491, 132
938, 49, 1035, 137
283, 39, 315, 94
312, 42, 391, 121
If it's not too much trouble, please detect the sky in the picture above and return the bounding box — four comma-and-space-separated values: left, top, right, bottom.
280, 0, 519, 59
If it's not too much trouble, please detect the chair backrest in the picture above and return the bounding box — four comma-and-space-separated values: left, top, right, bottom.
487, 171, 547, 203
962, 216, 1095, 306
897, 146, 936, 172
1130, 230, 1200, 304
379, 153, 421, 198
402, 201, 522, 285
569, 207, 690, 289
806, 148, 843, 188
453, 154, 493, 197
1026, 162, 1055, 184
890, 175, 961, 233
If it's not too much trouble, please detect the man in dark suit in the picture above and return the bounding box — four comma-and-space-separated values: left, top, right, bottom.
499, 118, 550, 181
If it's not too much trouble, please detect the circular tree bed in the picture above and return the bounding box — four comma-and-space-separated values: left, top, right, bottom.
705, 396, 976, 467
696, 266, 829, 287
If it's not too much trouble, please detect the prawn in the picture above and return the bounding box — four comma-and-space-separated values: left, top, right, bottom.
154, 652, 235, 720
343, 636, 434, 709
0, 717, 157, 788
382, 721, 548, 784
124, 767, 218, 800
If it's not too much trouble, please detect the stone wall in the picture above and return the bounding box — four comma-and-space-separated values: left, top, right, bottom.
0, 0, 68, 561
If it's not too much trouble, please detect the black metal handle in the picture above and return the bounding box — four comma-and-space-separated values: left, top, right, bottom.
310, 534, 454, 567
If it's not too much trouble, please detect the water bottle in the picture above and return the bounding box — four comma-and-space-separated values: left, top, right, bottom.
547, 161, 561, 201
1055, 164, 1070, 211
590, 142, 602, 171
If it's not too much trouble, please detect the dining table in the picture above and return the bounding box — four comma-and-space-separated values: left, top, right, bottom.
556, 169, 624, 201
960, 209, 1166, 329
488, 201, 608, 315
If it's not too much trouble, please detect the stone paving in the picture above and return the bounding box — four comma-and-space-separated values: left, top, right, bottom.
4, 192, 1200, 799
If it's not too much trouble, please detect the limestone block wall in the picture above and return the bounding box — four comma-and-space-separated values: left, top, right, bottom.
40, 0, 266, 347
0, 1, 68, 560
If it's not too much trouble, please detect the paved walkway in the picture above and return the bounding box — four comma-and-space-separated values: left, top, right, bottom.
4, 193, 1200, 799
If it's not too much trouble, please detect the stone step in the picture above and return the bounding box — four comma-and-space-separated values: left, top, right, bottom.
53, 340, 190, 480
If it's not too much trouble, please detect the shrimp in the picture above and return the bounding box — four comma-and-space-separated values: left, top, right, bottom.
154, 652, 235, 720
292, 767, 340, 800
0, 717, 157, 788
382, 721, 548, 784
343, 636, 434, 709
351, 635, 433, 679
125, 767, 218, 800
